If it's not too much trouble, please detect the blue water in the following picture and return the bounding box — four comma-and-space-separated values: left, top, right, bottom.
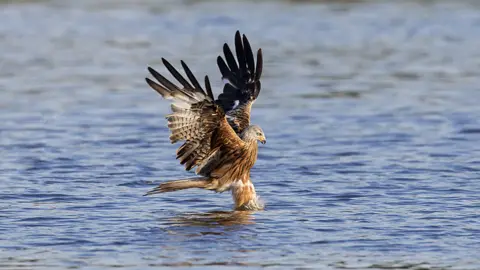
1, 0, 480, 269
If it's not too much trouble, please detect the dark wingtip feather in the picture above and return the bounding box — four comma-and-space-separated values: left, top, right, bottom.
147, 66, 156, 76
217, 56, 238, 87
205, 75, 214, 101
242, 34, 255, 76
254, 81, 261, 99
145, 77, 170, 97
162, 58, 193, 90
223, 43, 239, 75
217, 56, 229, 79
255, 48, 263, 81
147, 65, 180, 92
215, 31, 263, 114
235, 31, 246, 74
180, 60, 205, 95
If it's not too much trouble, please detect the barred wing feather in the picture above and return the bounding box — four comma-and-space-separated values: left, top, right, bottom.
145, 58, 245, 176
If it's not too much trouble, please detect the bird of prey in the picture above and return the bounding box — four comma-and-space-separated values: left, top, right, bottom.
144, 31, 265, 211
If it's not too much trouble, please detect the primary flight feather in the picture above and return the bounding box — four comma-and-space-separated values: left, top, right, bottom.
144, 31, 265, 211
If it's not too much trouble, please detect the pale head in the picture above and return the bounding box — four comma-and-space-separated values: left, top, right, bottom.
241, 125, 266, 144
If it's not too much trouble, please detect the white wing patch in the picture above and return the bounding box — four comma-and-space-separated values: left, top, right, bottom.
232, 100, 240, 110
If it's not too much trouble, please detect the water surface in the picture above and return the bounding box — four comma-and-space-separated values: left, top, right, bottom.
1, 0, 480, 269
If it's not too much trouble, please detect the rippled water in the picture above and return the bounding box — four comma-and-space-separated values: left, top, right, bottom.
1, 0, 480, 269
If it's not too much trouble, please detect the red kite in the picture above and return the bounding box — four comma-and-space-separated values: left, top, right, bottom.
144, 31, 265, 211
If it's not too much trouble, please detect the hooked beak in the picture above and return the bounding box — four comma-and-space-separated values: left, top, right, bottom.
260, 139, 266, 144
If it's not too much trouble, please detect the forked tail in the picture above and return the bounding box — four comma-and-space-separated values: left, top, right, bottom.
144, 177, 210, 196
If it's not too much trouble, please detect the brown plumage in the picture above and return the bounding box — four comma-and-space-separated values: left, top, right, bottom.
144, 31, 265, 211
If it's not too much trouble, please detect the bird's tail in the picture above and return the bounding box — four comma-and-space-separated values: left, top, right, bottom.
144, 177, 210, 196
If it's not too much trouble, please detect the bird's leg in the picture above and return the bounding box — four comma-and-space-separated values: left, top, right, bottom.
231, 179, 264, 211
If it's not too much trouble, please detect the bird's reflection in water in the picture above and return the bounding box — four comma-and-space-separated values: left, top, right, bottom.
168, 210, 255, 227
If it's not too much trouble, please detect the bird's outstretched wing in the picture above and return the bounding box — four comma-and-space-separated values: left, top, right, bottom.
216, 31, 263, 134
145, 59, 246, 176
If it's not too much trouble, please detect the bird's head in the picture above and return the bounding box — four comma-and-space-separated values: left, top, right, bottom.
244, 125, 266, 144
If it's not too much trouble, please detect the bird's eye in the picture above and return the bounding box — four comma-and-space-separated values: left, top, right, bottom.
256, 132, 262, 136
